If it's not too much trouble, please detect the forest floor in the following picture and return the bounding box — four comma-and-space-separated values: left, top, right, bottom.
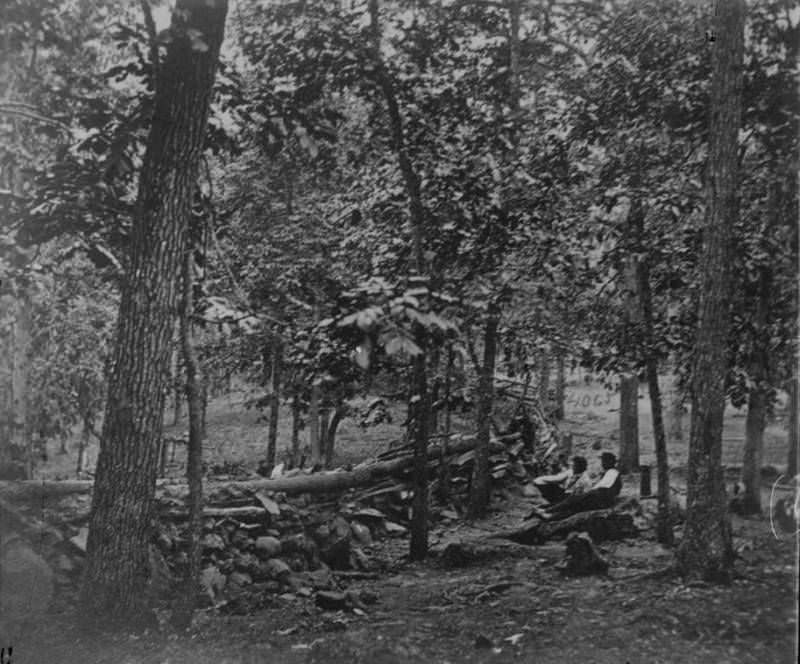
14, 375, 799, 663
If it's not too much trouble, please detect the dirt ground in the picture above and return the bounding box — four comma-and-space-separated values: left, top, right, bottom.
13, 374, 798, 663
15, 494, 798, 664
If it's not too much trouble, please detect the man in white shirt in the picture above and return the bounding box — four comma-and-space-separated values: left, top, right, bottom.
533, 455, 593, 505
530, 452, 622, 521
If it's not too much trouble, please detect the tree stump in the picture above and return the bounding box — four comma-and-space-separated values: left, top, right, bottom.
559, 532, 609, 576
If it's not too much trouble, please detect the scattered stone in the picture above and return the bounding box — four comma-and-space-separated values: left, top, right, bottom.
69, 527, 88, 552
233, 552, 261, 577
522, 483, 538, 498
255, 536, 282, 559
315, 590, 348, 611
474, 634, 494, 649
202, 533, 226, 553
200, 565, 226, 600
350, 546, 370, 571
262, 557, 292, 581
359, 589, 379, 605
228, 571, 253, 588
383, 521, 407, 536
156, 531, 173, 553
350, 521, 372, 546
231, 529, 254, 550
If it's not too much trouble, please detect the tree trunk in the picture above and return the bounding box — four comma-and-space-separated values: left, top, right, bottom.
508, 0, 521, 112
172, 323, 182, 426
676, 0, 743, 582
10, 295, 32, 479
788, 377, 798, 476
291, 394, 301, 468
309, 382, 321, 468
319, 407, 331, 468
266, 335, 283, 471
636, 252, 672, 546
554, 353, 566, 420
741, 386, 766, 513
325, 404, 345, 469
77, 418, 91, 478
619, 375, 639, 473
468, 306, 499, 519
740, 268, 770, 514
80, 0, 227, 629
438, 343, 454, 501
538, 352, 550, 413
172, 247, 205, 629
369, 0, 431, 561
670, 376, 684, 444
409, 351, 431, 560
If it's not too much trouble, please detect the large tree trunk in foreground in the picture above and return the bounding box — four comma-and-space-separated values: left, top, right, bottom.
172, 250, 205, 628
80, 0, 227, 629
468, 306, 499, 519
676, 0, 743, 582
619, 375, 639, 473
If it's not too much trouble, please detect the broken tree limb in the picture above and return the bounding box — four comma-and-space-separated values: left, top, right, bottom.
494, 509, 638, 545
0, 435, 495, 502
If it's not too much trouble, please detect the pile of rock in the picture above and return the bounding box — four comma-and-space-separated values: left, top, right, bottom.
153, 492, 405, 609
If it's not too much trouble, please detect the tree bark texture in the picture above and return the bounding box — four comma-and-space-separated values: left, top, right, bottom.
468, 306, 499, 519
619, 375, 639, 473
80, 0, 227, 628
172, 323, 183, 426
172, 248, 205, 628
267, 335, 283, 471
676, 0, 743, 582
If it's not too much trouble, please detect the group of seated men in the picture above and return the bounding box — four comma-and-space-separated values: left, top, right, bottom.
527, 451, 622, 521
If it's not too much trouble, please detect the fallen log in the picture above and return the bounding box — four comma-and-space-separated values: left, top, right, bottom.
439, 540, 540, 568
495, 508, 638, 545
158, 505, 269, 521
0, 435, 495, 502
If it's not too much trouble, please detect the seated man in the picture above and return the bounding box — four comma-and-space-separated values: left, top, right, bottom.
533, 455, 592, 504
530, 452, 622, 521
